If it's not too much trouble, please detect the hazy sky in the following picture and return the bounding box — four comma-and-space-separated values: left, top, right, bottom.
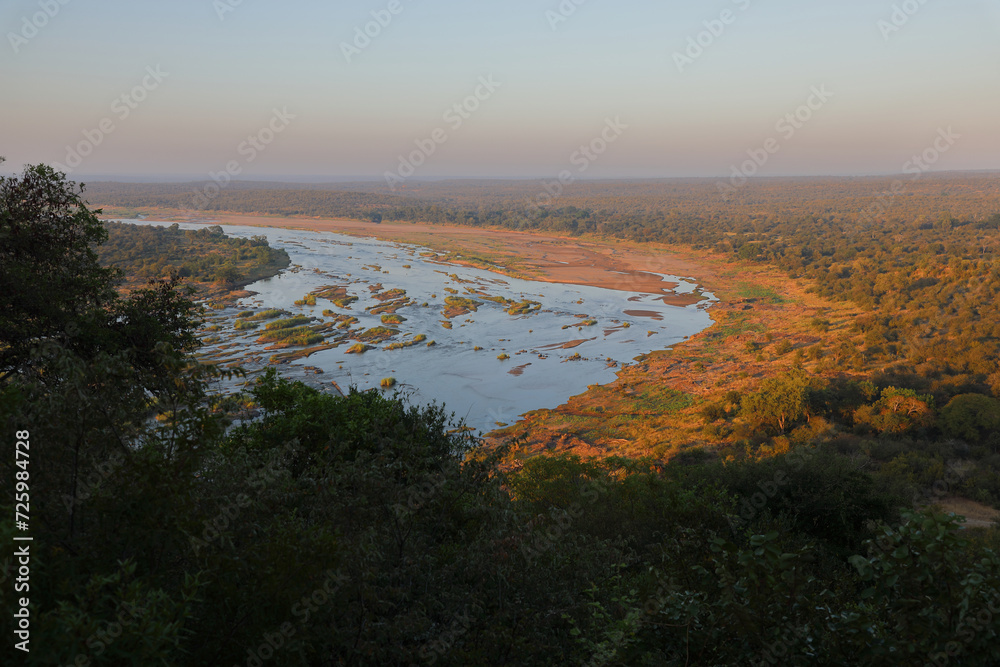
2, 0, 999, 180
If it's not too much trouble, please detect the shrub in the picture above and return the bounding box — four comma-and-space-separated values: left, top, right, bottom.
853, 387, 934, 435
257, 326, 323, 345
701, 402, 728, 424
940, 394, 1000, 442
740, 372, 810, 433
265, 317, 312, 330
810, 317, 831, 333
294, 294, 317, 306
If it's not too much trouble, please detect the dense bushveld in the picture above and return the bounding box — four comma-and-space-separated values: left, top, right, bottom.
2, 165, 999, 664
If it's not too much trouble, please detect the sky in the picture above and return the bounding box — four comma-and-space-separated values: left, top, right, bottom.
2, 0, 999, 181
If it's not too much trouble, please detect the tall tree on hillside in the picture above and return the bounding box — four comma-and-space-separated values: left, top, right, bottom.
0, 161, 117, 377
0, 162, 199, 386
740, 371, 811, 434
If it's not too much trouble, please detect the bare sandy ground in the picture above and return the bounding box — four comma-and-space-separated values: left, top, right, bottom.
937, 497, 1000, 529
132, 210, 708, 304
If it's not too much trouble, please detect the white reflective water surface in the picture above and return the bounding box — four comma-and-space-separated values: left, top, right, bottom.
127, 220, 716, 432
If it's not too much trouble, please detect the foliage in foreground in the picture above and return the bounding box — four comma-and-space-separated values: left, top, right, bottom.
4, 362, 1000, 665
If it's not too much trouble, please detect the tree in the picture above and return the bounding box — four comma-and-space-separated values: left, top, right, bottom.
213, 263, 242, 286
0, 165, 225, 665
1, 164, 202, 396
853, 387, 934, 435
740, 371, 811, 433
940, 393, 1000, 442
0, 163, 118, 377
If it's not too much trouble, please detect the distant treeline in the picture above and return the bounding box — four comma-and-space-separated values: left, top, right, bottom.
88, 180, 399, 220
84, 173, 1000, 227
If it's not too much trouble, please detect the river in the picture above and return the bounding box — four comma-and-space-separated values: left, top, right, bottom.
127, 220, 716, 433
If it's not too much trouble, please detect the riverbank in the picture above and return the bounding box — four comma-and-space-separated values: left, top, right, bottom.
98, 208, 706, 305
98, 207, 864, 462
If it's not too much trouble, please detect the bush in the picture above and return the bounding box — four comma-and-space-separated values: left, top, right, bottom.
265, 316, 313, 330
700, 402, 727, 424
810, 317, 831, 333
739, 371, 810, 433
294, 293, 317, 306
940, 393, 1000, 442
853, 387, 934, 435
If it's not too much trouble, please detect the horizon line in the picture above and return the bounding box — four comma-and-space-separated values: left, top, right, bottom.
5, 168, 999, 185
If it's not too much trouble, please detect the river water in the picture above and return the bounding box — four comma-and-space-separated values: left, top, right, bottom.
126, 220, 716, 433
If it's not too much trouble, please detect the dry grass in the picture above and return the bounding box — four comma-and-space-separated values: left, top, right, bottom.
493, 249, 868, 461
